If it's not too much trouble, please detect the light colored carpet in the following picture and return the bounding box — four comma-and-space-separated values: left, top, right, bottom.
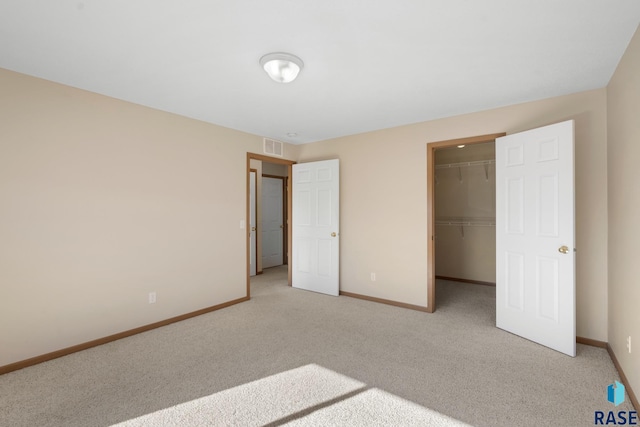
110, 364, 470, 426
0, 266, 633, 426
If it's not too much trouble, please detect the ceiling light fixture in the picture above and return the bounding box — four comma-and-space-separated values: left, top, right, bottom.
457, 145, 466, 148
259, 52, 304, 83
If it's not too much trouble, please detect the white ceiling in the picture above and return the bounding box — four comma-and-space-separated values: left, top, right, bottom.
2, 1, 639, 144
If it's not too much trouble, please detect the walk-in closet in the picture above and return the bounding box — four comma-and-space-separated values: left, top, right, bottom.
434, 142, 496, 290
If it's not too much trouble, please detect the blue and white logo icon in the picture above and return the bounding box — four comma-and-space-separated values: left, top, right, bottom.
608, 381, 626, 407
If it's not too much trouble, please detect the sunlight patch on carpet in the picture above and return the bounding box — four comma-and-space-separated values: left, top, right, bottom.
111, 364, 470, 426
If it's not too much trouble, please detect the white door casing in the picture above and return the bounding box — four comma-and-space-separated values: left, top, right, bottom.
496, 120, 576, 356
292, 159, 340, 296
262, 177, 284, 269
250, 171, 257, 277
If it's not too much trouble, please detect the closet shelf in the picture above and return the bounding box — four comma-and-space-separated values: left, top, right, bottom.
435, 159, 494, 182
435, 159, 495, 169
435, 217, 495, 227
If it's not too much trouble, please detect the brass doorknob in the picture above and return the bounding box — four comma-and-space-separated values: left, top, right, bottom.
280, 225, 284, 229
558, 245, 569, 254
251, 227, 256, 231
331, 232, 337, 237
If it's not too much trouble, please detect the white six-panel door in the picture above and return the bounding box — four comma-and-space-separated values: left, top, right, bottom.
262, 177, 284, 269
250, 171, 257, 276
292, 159, 340, 296
496, 120, 576, 356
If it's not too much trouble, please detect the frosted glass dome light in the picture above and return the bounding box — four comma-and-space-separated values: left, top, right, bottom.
260, 53, 304, 83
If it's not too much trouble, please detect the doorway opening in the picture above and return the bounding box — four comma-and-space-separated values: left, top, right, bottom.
426, 133, 505, 313
246, 153, 295, 298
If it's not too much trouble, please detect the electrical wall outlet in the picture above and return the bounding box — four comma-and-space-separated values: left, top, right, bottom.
371, 272, 376, 281
148, 292, 157, 304
627, 336, 631, 353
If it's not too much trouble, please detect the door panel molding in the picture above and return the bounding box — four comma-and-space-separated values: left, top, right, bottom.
292, 159, 340, 296
496, 120, 575, 356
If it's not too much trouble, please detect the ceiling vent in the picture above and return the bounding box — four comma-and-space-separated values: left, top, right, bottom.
263, 138, 283, 157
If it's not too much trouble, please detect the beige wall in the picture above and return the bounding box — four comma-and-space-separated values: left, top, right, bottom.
297, 88, 608, 341
262, 162, 288, 177
0, 69, 296, 366
435, 224, 496, 283
607, 25, 640, 400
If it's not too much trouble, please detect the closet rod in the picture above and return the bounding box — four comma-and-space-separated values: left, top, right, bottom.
435, 218, 495, 227
435, 222, 495, 227
435, 159, 495, 169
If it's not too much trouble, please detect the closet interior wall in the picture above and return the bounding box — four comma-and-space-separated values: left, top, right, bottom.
435, 142, 496, 283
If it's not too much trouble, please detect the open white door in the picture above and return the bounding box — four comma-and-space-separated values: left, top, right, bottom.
496, 120, 575, 356
292, 159, 339, 296
249, 171, 257, 277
